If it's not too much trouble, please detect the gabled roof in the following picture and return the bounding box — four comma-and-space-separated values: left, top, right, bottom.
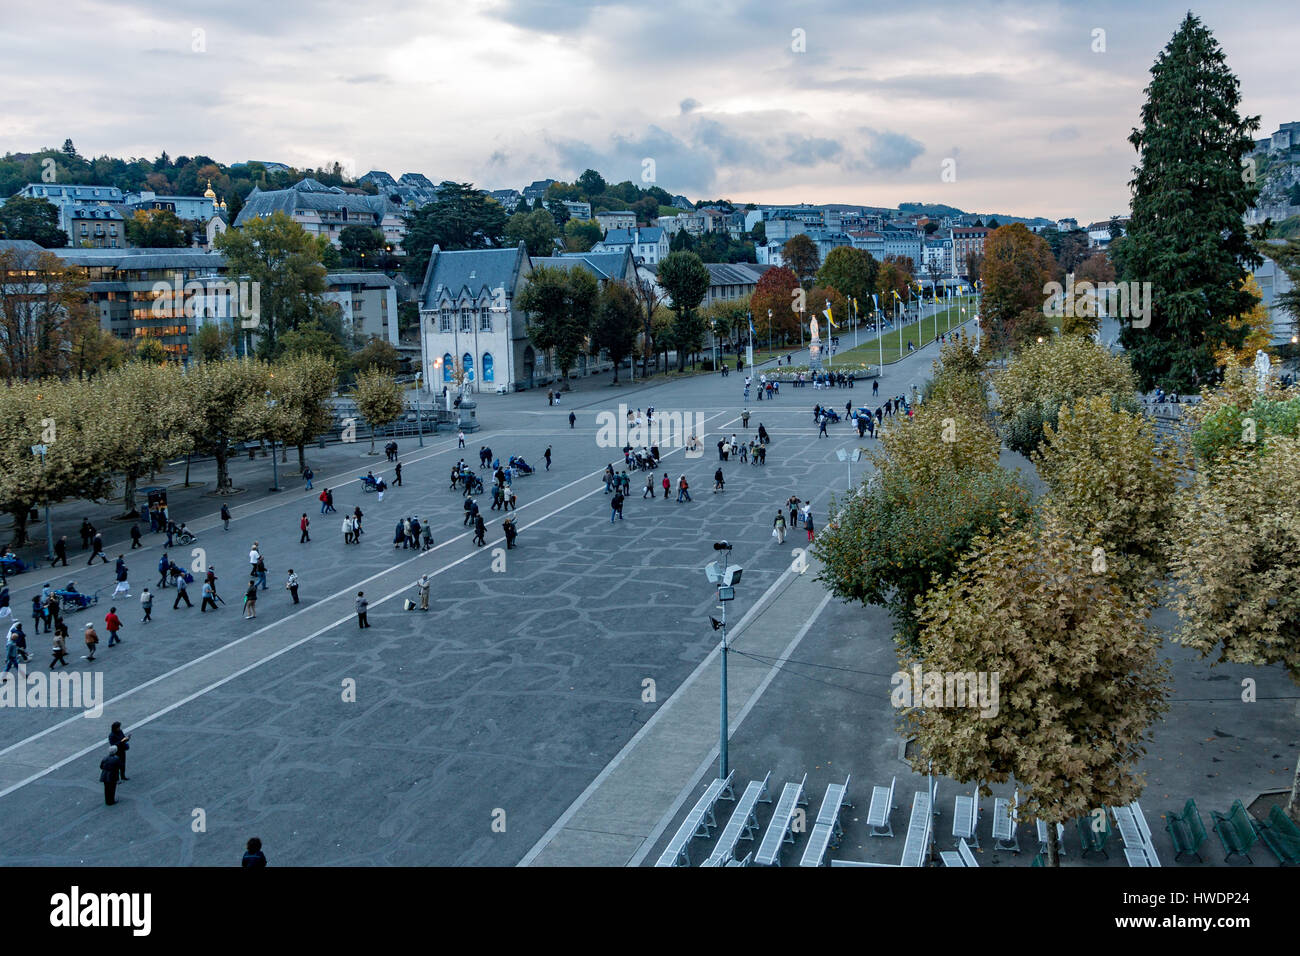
419, 242, 530, 307
602, 227, 664, 245
703, 262, 764, 286
234, 179, 400, 226
537, 250, 635, 282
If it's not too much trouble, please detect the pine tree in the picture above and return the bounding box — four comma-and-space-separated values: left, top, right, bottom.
1113, 13, 1261, 392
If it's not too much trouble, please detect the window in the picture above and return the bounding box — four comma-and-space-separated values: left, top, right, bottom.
482, 352, 494, 382
479, 310, 492, 332
463, 352, 474, 382
442, 353, 454, 382
439, 308, 452, 332
460, 307, 473, 333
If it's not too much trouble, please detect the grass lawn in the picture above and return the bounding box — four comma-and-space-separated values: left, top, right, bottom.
832, 296, 977, 367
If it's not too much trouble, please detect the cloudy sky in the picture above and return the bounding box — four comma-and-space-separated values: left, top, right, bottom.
2, 0, 1296, 222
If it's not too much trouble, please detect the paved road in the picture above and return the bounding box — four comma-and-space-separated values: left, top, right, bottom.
0, 333, 939, 866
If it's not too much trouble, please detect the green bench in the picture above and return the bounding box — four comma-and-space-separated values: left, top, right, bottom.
1165, 799, 1207, 862
1210, 800, 1259, 863
1258, 805, 1300, 866
1076, 810, 1112, 859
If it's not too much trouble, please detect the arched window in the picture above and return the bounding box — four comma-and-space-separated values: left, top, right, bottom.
482, 352, 494, 382
442, 353, 453, 383
463, 352, 475, 382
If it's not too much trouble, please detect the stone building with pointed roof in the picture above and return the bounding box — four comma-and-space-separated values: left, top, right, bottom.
234, 178, 407, 252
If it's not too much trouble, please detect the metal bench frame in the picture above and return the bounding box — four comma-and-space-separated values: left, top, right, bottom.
704, 773, 772, 866
754, 774, 808, 866
654, 771, 736, 867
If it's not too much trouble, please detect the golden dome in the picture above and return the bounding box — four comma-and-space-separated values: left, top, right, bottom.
203, 179, 217, 200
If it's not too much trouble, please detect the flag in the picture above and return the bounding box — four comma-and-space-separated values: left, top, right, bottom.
823, 303, 838, 328
748, 316, 756, 338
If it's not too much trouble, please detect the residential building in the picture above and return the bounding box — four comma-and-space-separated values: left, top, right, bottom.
417, 243, 534, 393
325, 272, 400, 347
922, 237, 954, 278
1086, 218, 1127, 249
849, 231, 885, 260
522, 179, 557, 202
234, 178, 406, 252
657, 215, 684, 236
804, 227, 853, 263
671, 194, 694, 211
358, 171, 441, 209
700, 262, 765, 309
64, 205, 126, 248
1253, 251, 1297, 347
764, 216, 808, 242
879, 226, 922, 269
597, 210, 636, 232
14, 183, 124, 208
698, 207, 731, 233
560, 199, 592, 221
1056, 217, 1080, 232
755, 242, 785, 267
542, 248, 639, 285
950, 226, 991, 276
592, 227, 668, 265
489, 189, 522, 213
124, 190, 218, 222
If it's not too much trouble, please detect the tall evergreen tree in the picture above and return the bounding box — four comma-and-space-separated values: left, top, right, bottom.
1114, 13, 1261, 391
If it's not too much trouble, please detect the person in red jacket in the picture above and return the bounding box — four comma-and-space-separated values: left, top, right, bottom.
104, 607, 123, 647
300, 513, 311, 543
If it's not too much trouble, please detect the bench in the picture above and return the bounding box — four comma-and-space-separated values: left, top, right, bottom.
952, 791, 981, 848
831, 859, 900, 867
1164, 799, 1207, 863
866, 775, 898, 838
940, 838, 979, 868
1124, 846, 1155, 867
754, 773, 808, 866
1036, 820, 1066, 858
725, 852, 752, 867
704, 773, 772, 866
1258, 805, 1300, 866
900, 791, 934, 867
799, 776, 853, 867
1114, 802, 1160, 866
654, 771, 736, 867
1077, 809, 1112, 859
1211, 800, 1259, 864
992, 791, 1019, 853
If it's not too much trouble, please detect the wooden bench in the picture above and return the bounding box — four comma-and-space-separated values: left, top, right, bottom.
1211, 800, 1259, 864
1256, 805, 1300, 866
799, 776, 853, 867
952, 791, 981, 848
900, 791, 934, 867
754, 773, 808, 866
992, 791, 1019, 853
866, 775, 898, 838
704, 773, 772, 866
940, 838, 979, 868
654, 771, 736, 867
1077, 809, 1112, 859
1164, 799, 1207, 863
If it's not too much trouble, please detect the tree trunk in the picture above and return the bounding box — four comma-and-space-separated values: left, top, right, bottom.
611, 357, 620, 384
1288, 751, 1300, 823
369, 429, 376, 454
184, 454, 191, 487
281, 441, 288, 463
297, 442, 307, 473
1046, 821, 1061, 867
9, 507, 29, 548
121, 473, 138, 518
215, 444, 230, 492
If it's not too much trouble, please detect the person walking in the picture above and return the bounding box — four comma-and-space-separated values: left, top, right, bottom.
242, 838, 268, 867
173, 574, 192, 609
83, 622, 99, 662
220, 503, 232, 531
787, 496, 800, 529
416, 574, 431, 612
325, 489, 335, 513
243, 580, 258, 619
662, 472, 670, 500
342, 514, 354, 545
108, 723, 131, 781
503, 517, 517, 549
319, 490, 330, 515
473, 514, 487, 547
3, 629, 21, 679
677, 475, 691, 503
80, 518, 94, 551
352, 507, 364, 537
643, 473, 656, 499
129, 523, 142, 550
112, 557, 130, 599
285, 570, 299, 605
99, 747, 122, 805
504, 490, 517, 513
303, 468, 314, 490
157, 553, 171, 589
295, 513, 310, 544
31, 594, 48, 635
457, 429, 466, 449
544, 446, 552, 471
394, 462, 402, 487
52, 535, 68, 567
104, 607, 123, 646
713, 467, 725, 493
201, 579, 218, 613
50, 620, 69, 668
356, 591, 370, 628
742, 408, 750, 429
773, 509, 787, 545
872, 379, 879, 397
88, 532, 108, 565
568, 411, 576, 429
804, 506, 815, 542
140, 588, 153, 623
254, 554, 268, 591
610, 491, 624, 522
818, 415, 829, 438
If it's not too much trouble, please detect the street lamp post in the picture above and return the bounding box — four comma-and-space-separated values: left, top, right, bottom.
836, 446, 861, 489
705, 543, 742, 781
265, 390, 280, 491
31, 444, 54, 560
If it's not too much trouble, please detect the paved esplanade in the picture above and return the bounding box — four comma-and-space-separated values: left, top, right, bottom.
0, 331, 955, 866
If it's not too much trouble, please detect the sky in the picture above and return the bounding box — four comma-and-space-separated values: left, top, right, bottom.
2, 0, 1296, 223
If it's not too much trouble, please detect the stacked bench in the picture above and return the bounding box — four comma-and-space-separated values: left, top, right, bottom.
655, 771, 736, 867
799, 776, 853, 867
753, 774, 808, 866
899, 790, 934, 867
703, 773, 773, 866
1114, 801, 1161, 867
992, 790, 1019, 853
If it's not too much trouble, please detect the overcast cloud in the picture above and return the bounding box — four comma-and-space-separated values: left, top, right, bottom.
1, 0, 1296, 221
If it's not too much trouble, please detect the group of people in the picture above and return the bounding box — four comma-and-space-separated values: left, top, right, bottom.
392, 515, 434, 551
